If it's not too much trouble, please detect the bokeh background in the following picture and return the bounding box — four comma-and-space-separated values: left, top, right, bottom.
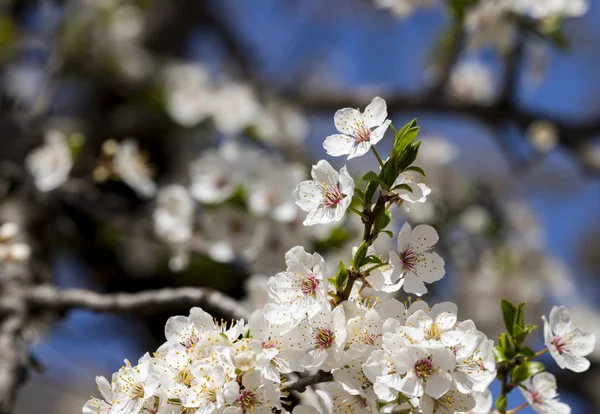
0, 0, 598, 413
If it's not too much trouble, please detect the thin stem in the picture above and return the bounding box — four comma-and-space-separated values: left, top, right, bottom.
371, 146, 384, 167
506, 402, 529, 414
364, 262, 387, 273
348, 206, 365, 218
526, 348, 548, 362
282, 370, 334, 392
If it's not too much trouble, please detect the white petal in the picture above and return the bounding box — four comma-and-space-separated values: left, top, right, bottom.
413, 252, 445, 283
425, 373, 451, 399
549, 306, 573, 337
567, 329, 596, 356
311, 160, 339, 188
403, 272, 427, 296
323, 134, 354, 157
363, 97, 388, 129
334, 107, 362, 135
409, 224, 439, 253
338, 165, 355, 195
397, 222, 412, 252
369, 119, 391, 146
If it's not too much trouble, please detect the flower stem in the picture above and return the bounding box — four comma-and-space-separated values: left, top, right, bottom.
526, 348, 548, 361
371, 146, 384, 167
506, 402, 529, 414
348, 206, 365, 218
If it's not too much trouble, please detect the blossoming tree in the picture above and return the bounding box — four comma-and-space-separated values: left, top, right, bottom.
0, 1, 598, 414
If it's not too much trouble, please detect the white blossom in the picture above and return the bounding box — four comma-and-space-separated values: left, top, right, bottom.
448, 61, 495, 104
154, 184, 194, 245
391, 223, 445, 296
542, 305, 596, 372
223, 371, 280, 414
520, 372, 571, 414
294, 160, 355, 226
25, 129, 73, 192
323, 97, 391, 159
163, 63, 213, 127
212, 82, 260, 136
248, 161, 304, 222
190, 141, 259, 204
110, 354, 160, 414
263, 246, 328, 326
114, 139, 157, 198
374, 0, 436, 19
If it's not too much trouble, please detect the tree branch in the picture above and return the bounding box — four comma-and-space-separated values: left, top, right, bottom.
25, 285, 249, 321
289, 89, 600, 174
282, 370, 334, 393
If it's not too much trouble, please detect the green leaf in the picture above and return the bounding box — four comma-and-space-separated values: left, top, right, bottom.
395, 141, 421, 171
403, 166, 426, 176
518, 347, 535, 358
353, 241, 369, 268
334, 261, 348, 292
354, 188, 365, 202
381, 230, 394, 238
395, 118, 418, 140
364, 181, 378, 204
374, 210, 392, 235
380, 159, 397, 189
391, 183, 414, 193
364, 255, 383, 265
498, 333, 515, 359
495, 394, 507, 413
363, 171, 381, 183
501, 299, 518, 338
493, 346, 508, 363
511, 361, 545, 384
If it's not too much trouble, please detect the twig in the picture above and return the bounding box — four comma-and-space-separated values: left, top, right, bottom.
25, 285, 249, 321
282, 370, 334, 393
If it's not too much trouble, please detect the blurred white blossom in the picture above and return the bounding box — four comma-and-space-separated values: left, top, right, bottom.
26, 129, 73, 192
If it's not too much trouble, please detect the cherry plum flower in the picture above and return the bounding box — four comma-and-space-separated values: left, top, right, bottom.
294, 160, 354, 226
390, 222, 446, 296
323, 97, 391, 159
520, 372, 571, 414
542, 305, 595, 372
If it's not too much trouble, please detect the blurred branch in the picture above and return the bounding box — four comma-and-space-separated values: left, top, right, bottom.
26, 285, 249, 321
290, 89, 600, 174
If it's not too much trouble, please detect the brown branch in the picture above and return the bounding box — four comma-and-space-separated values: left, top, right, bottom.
282, 370, 334, 393
25, 285, 249, 321
289, 89, 600, 174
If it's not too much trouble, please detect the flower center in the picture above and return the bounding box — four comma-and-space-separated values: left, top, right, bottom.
353, 122, 371, 143
361, 332, 379, 346
177, 367, 194, 387
322, 185, 344, 208
131, 383, 145, 399
299, 275, 319, 296
426, 323, 442, 341
184, 335, 199, 350
262, 338, 276, 349
529, 390, 544, 405
314, 328, 335, 349
552, 335, 568, 354
237, 389, 258, 413
414, 358, 434, 379
400, 249, 418, 271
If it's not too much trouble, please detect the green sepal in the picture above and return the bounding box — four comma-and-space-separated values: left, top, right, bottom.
353, 241, 369, 269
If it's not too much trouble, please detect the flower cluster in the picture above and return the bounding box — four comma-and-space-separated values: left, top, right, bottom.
83, 98, 595, 414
